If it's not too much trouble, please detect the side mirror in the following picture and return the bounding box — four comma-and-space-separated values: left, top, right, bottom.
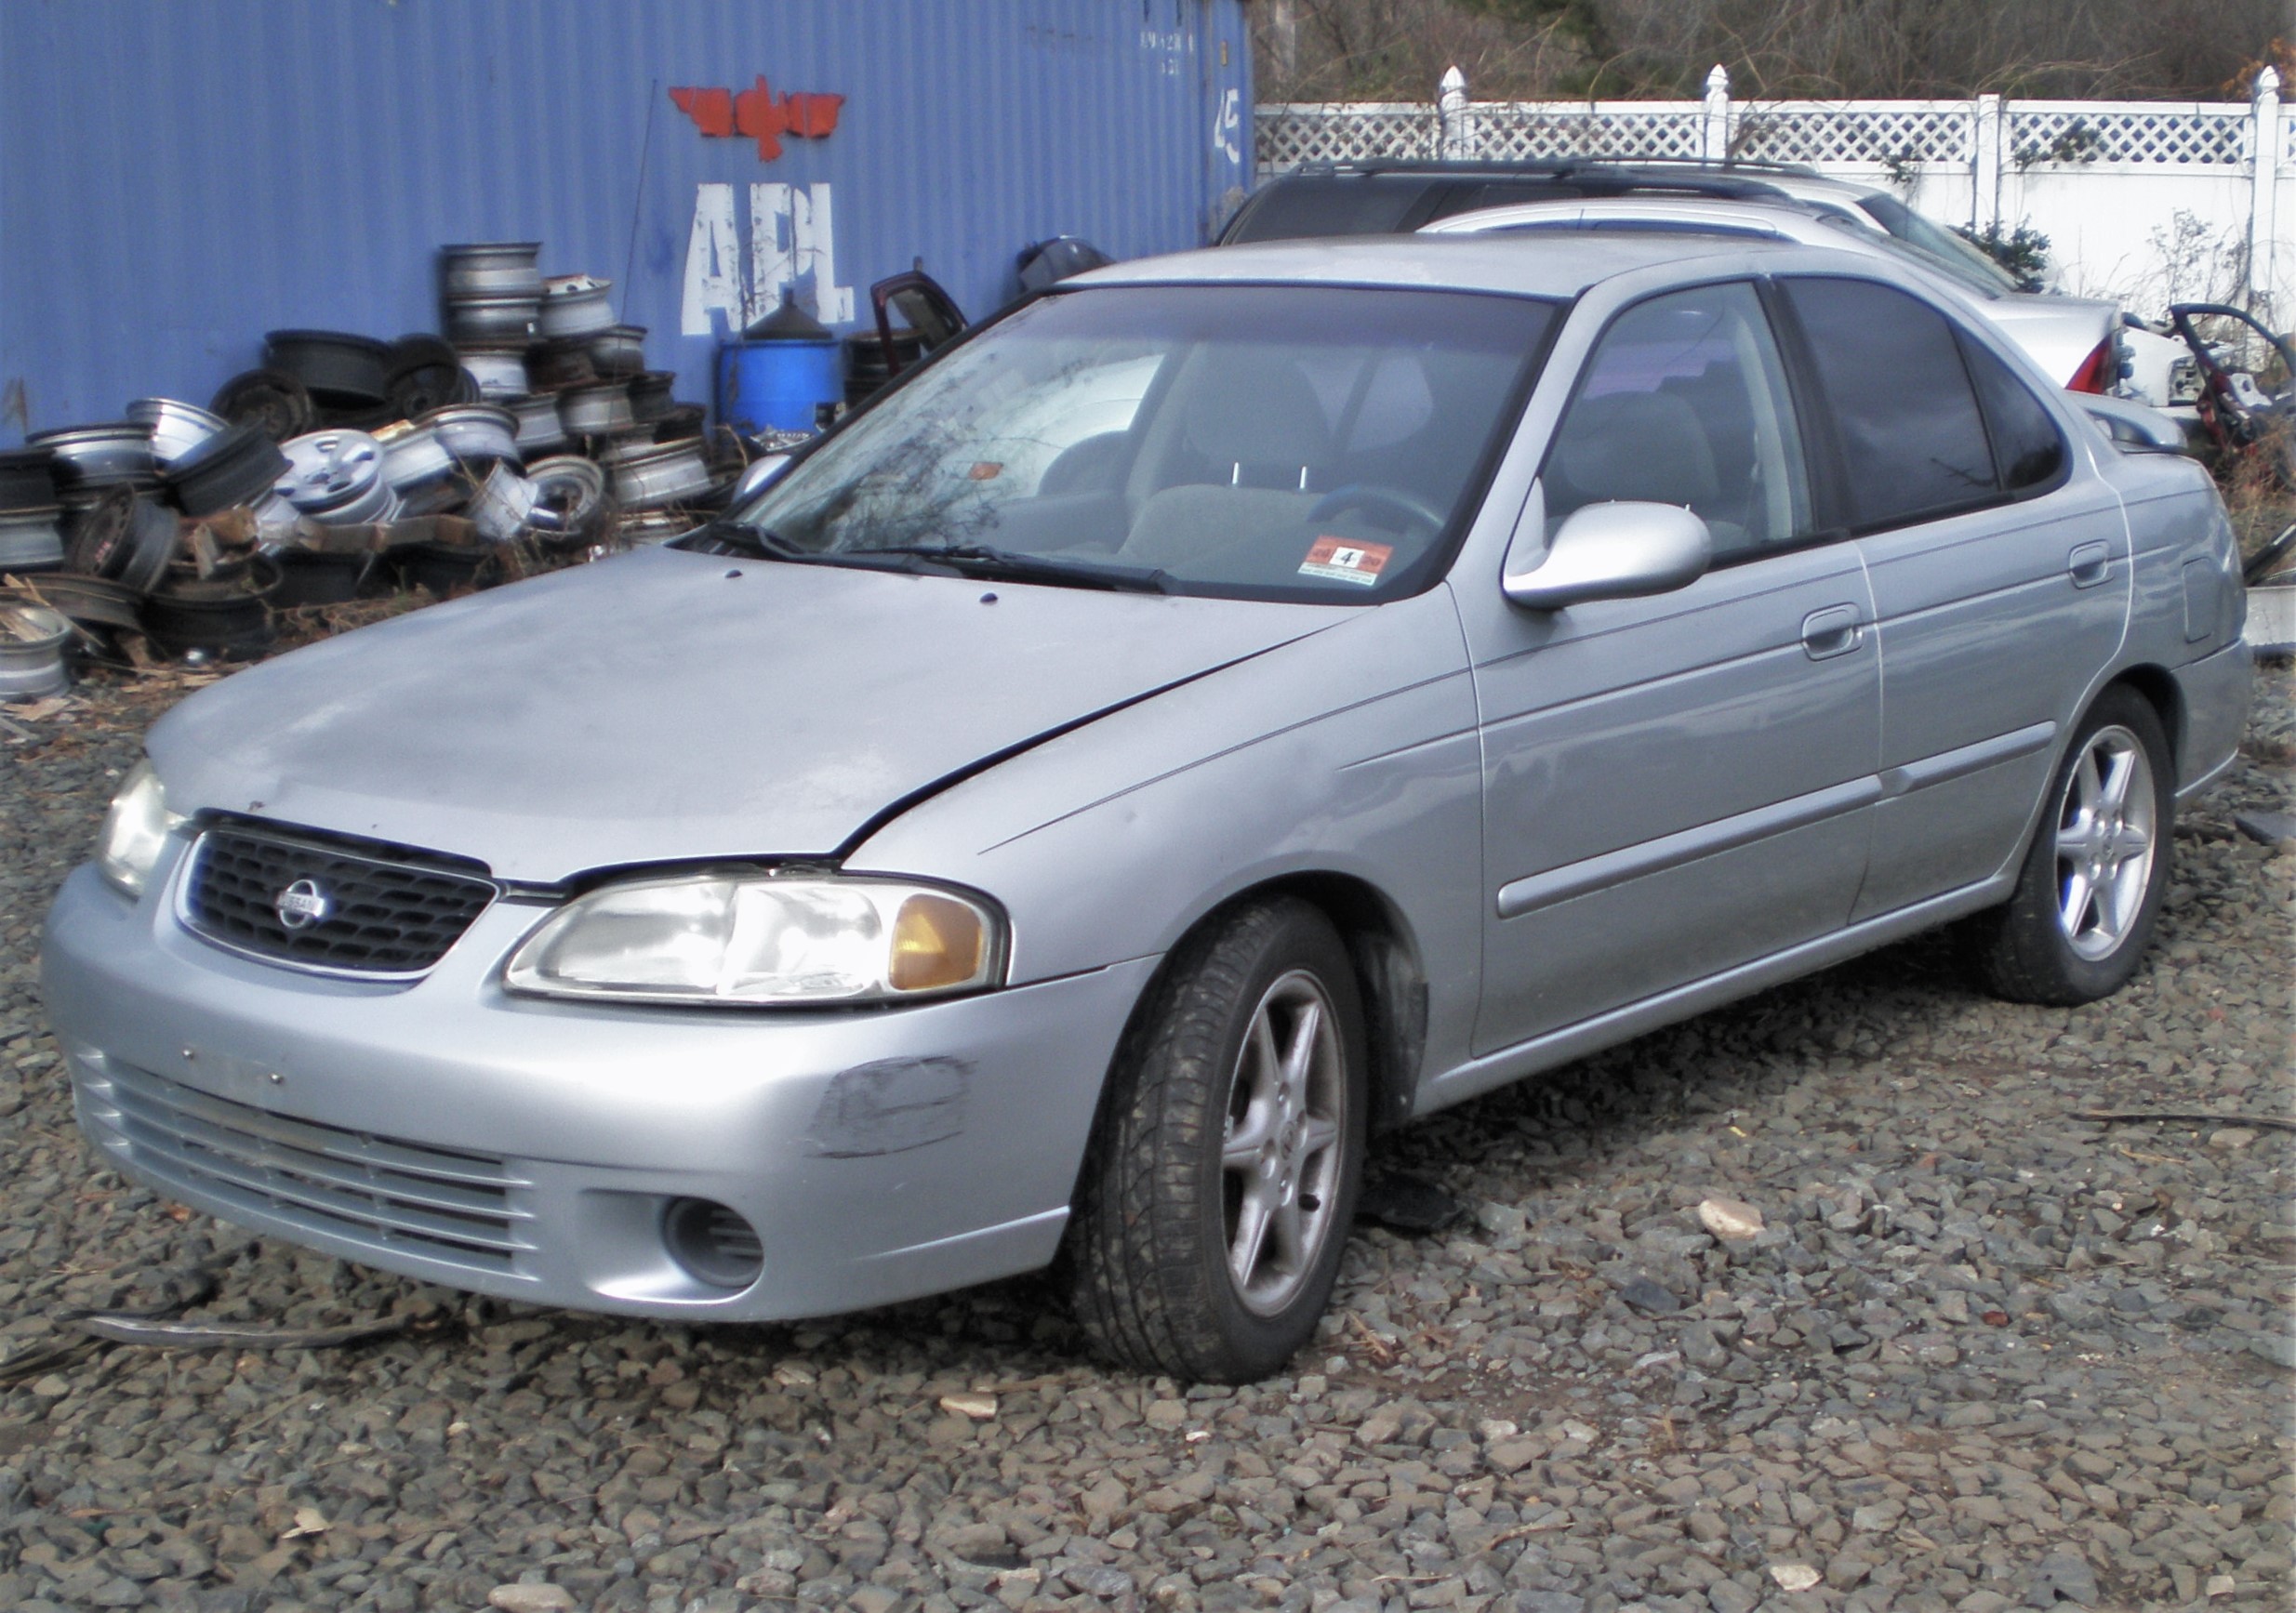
1503, 497, 1711, 611
732, 453, 791, 506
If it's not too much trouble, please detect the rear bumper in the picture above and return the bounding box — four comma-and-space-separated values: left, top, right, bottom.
42, 853, 1154, 1320
2172, 638, 2251, 803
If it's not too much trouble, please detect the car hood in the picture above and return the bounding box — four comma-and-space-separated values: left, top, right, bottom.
149, 546, 1333, 884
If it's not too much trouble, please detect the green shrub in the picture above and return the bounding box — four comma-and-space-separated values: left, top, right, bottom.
1954, 222, 2052, 291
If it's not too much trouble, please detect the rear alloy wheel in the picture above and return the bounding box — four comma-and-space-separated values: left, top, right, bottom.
1067, 898, 1366, 1382
1969, 687, 2173, 1005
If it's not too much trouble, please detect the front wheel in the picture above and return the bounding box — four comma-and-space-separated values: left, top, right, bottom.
1966, 687, 2174, 1005
1066, 898, 1367, 1382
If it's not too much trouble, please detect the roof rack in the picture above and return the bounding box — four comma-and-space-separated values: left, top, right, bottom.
1291, 155, 1827, 181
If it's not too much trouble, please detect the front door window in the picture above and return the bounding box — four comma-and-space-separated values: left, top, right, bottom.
1543, 281, 1812, 561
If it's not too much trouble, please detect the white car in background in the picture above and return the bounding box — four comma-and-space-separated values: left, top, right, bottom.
1232, 159, 2169, 416
1423, 197, 2128, 397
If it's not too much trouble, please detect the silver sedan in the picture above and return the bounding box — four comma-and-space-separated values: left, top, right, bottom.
47, 234, 2250, 1382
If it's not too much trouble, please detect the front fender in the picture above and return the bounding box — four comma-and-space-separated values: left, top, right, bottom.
844, 586, 1485, 1077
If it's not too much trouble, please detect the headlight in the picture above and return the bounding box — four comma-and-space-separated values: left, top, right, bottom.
97, 760, 184, 897
503, 873, 1003, 1006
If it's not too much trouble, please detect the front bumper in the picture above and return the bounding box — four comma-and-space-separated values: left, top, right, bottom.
41, 850, 1156, 1320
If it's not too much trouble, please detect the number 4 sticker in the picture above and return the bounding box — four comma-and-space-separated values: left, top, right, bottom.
1299, 536, 1393, 587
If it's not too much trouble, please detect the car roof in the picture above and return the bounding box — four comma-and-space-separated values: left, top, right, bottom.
1221, 160, 1885, 244
1414, 197, 2038, 311
1080, 231, 1839, 300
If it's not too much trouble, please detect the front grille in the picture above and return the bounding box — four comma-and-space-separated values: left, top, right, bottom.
181, 823, 496, 975
97, 1060, 526, 1272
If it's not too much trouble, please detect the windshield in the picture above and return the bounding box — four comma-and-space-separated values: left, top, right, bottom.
1852, 192, 2023, 297
719, 284, 1557, 602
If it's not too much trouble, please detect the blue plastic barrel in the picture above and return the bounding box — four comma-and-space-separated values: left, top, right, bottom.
716, 330, 842, 435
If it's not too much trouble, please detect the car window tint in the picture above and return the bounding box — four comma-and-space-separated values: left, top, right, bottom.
1424, 180, 1586, 224
1854, 192, 2022, 296
1543, 282, 1812, 561
1780, 277, 2000, 529
1959, 335, 2068, 491
1220, 179, 1428, 242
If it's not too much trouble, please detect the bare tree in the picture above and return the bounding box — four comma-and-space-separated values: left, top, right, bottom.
1249, 0, 1594, 100
1249, 0, 2293, 101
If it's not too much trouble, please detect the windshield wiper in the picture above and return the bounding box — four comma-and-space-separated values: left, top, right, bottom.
685, 525, 1175, 593
860, 543, 1177, 594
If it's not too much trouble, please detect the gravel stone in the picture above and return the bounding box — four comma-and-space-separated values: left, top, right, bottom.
0, 658, 2289, 1613
484, 1585, 576, 1613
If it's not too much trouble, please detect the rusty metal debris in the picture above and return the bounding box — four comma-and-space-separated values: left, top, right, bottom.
76, 1315, 410, 1350
263, 330, 395, 416
27, 422, 158, 491
3, 238, 757, 681
126, 397, 228, 466
0, 603, 72, 698
210, 366, 317, 443
441, 242, 542, 350
0, 1255, 417, 1384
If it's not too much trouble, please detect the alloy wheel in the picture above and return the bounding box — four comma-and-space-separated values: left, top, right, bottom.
2053, 723, 2157, 961
1220, 969, 1347, 1316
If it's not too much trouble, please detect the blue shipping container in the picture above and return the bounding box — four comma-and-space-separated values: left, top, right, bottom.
0, 0, 1253, 442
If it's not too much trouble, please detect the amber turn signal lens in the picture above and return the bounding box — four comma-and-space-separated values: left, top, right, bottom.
889, 892, 987, 992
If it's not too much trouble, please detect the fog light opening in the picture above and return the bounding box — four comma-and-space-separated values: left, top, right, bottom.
661, 1197, 763, 1289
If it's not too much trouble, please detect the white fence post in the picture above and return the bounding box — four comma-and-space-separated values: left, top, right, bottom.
1702, 64, 1731, 160
1971, 92, 2004, 233
2251, 65, 2281, 316
1439, 66, 1470, 160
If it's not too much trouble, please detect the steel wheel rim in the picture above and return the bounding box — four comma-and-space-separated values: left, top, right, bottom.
2053, 723, 2157, 961
1220, 969, 1346, 1317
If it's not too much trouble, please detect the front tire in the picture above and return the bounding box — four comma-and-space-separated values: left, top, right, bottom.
1968, 686, 2174, 1005
1067, 898, 1367, 1382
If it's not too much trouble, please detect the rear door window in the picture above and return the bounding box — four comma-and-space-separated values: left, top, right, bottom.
1778, 277, 2000, 531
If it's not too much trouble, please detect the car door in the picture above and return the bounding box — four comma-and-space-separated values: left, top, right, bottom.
1462, 281, 1881, 1057
1771, 276, 2132, 919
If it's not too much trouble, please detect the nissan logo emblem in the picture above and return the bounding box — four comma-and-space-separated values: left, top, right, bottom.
275, 879, 331, 931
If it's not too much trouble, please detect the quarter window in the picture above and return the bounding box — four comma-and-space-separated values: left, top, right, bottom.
1960, 334, 2068, 492
1778, 277, 1999, 531
1544, 282, 1812, 560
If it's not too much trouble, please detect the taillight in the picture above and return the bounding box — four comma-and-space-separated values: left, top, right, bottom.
2065, 337, 2114, 394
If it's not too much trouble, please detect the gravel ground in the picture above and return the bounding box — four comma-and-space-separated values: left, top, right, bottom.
0, 654, 2289, 1613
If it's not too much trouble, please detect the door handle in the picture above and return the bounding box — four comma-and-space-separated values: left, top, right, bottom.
1800, 603, 1863, 660
2067, 540, 2111, 588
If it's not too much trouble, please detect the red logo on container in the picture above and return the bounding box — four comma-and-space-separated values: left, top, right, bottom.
670, 77, 845, 161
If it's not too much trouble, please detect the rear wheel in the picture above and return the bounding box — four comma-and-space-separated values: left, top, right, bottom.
1968, 687, 2174, 1005
1067, 898, 1366, 1382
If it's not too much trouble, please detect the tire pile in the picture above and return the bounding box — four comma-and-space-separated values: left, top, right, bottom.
0, 242, 750, 687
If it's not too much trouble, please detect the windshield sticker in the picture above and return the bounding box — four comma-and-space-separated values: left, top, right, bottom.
967, 462, 1002, 481
1299, 536, 1393, 587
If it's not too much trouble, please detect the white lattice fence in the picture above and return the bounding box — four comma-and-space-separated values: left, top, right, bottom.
1253, 66, 2290, 316
1254, 95, 2257, 174
1257, 102, 1438, 168
2005, 103, 2250, 167
1468, 103, 1705, 163
1729, 103, 1971, 166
